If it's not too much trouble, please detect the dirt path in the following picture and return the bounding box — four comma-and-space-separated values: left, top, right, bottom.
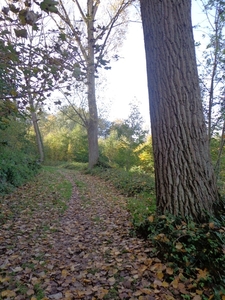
0, 169, 178, 300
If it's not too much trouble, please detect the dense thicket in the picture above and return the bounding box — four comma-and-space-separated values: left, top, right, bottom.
0, 116, 40, 194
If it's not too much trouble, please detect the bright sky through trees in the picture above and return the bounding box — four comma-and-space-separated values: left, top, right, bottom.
105, 0, 207, 125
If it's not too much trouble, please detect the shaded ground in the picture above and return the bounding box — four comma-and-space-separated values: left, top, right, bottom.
0, 168, 207, 299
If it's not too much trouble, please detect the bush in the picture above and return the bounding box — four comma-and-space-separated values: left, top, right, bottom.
0, 148, 40, 194
0, 118, 40, 194
135, 213, 225, 295
87, 166, 155, 197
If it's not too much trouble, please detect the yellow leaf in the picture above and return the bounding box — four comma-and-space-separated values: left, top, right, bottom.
222, 295, 225, 300
0, 276, 10, 283
171, 277, 179, 289
138, 265, 147, 274
61, 269, 69, 277
162, 281, 169, 287
148, 215, 154, 222
97, 288, 108, 299
65, 290, 73, 299
156, 271, 164, 280
209, 222, 215, 229
141, 288, 152, 295
197, 268, 208, 281
1, 290, 16, 297
175, 242, 183, 250
166, 267, 174, 275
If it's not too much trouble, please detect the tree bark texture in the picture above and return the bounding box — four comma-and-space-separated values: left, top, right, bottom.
87, 1, 99, 168
140, 0, 219, 220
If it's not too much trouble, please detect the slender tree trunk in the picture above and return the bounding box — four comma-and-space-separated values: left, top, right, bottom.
140, 0, 220, 221
30, 100, 44, 162
86, 1, 99, 168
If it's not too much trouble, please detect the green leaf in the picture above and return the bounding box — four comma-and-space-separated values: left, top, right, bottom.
14, 29, 28, 38
40, 0, 58, 13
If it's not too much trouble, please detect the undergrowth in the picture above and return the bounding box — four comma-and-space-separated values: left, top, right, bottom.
135, 213, 225, 298
86, 166, 155, 197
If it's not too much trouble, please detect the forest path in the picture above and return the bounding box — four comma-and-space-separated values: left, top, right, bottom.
0, 168, 177, 300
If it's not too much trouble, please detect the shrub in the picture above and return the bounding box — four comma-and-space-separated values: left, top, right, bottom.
0, 118, 40, 194
87, 166, 155, 197
135, 213, 225, 295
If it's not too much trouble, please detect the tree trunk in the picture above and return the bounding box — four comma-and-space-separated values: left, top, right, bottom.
29, 98, 44, 163
140, 0, 220, 221
86, 1, 99, 169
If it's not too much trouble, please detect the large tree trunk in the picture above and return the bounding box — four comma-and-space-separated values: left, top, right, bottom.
86, 2, 99, 169
140, 0, 220, 221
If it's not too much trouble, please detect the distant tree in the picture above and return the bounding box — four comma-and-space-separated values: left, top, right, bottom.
111, 102, 148, 145
140, 0, 223, 221
134, 136, 154, 173
196, 0, 225, 181
52, 0, 134, 168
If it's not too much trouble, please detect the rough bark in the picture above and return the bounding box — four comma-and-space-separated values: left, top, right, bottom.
87, 7, 99, 169
140, 0, 220, 220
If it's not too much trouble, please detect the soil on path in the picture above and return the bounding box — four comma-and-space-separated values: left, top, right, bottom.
0, 169, 178, 300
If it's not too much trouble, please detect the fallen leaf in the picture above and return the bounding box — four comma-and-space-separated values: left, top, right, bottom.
27, 289, 35, 296
162, 281, 169, 287
197, 268, 209, 281
1, 290, 16, 297
148, 215, 154, 222
108, 277, 116, 285
192, 296, 201, 300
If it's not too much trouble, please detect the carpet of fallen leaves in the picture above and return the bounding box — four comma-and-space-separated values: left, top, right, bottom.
0, 168, 214, 300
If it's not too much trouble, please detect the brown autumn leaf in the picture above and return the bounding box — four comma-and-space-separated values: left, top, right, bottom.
141, 288, 153, 295
0, 168, 216, 300
192, 296, 201, 300
166, 267, 174, 275
26, 289, 35, 296
96, 288, 108, 299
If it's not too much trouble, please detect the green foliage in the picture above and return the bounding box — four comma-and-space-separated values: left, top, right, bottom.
0, 100, 18, 130
134, 136, 154, 173
210, 136, 225, 185
41, 113, 89, 163
60, 162, 88, 170
99, 130, 138, 170
0, 118, 40, 194
87, 166, 155, 197
134, 213, 225, 295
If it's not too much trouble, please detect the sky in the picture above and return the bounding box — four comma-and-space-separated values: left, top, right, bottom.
103, 0, 208, 127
